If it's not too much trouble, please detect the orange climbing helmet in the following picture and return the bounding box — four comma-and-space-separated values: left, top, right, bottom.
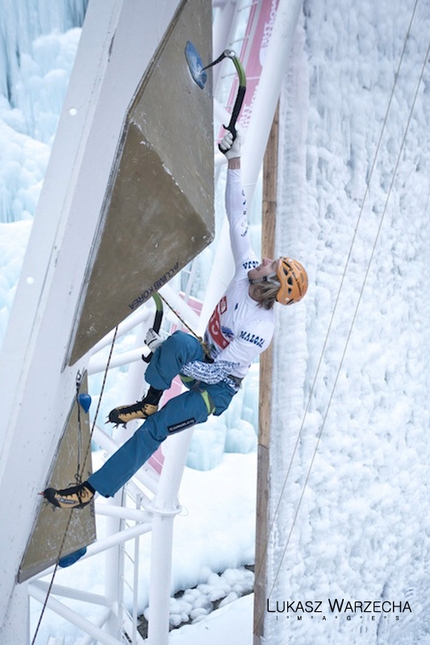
275, 257, 308, 305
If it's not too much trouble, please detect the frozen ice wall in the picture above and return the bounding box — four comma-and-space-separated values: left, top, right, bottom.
267, 1, 430, 643
0, 0, 87, 121
0, 0, 87, 344
0, 0, 88, 222
0, 0, 88, 221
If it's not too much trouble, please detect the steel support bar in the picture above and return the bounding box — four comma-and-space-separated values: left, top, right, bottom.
77, 614, 113, 645
31, 521, 152, 582
89, 280, 205, 373
31, 581, 111, 607
72, 521, 152, 560
158, 284, 201, 330
95, 502, 151, 523
88, 344, 150, 375
104, 493, 123, 641
89, 303, 153, 358
147, 430, 194, 645
29, 584, 120, 645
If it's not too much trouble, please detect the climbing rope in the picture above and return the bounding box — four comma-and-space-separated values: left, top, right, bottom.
74, 371, 84, 485
254, 0, 426, 632
157, 291, 211, 357
30, 325, 119, 645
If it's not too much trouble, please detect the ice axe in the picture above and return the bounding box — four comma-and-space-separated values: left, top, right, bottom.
185, 42, 247, 144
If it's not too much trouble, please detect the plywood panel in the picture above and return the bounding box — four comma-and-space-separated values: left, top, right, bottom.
18, 374, 96, 582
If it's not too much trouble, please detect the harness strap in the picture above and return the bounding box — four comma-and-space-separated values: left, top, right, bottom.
200, 389, 216, 415
179, 375, 216, 414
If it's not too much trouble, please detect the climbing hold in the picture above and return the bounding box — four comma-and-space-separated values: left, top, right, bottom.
78, 393, 92, 413
185, 41, 207, 89
58, 546, 87, 568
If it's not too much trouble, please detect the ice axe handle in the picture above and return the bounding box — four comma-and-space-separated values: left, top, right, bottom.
142, 294, 163, 363
218, 84, 246, 151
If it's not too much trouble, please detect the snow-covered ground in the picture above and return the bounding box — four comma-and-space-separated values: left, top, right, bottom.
2, 0, 430, 644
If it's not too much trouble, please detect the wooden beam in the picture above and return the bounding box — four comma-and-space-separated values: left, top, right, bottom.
253, 104, 279, 645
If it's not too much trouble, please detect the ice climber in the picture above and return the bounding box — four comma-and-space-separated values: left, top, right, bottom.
43, 131, 308, 510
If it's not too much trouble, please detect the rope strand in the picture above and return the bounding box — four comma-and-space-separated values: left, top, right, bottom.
158, 292, 211, 356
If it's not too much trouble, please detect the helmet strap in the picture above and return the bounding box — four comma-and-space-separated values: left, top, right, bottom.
249, 272, 278, 286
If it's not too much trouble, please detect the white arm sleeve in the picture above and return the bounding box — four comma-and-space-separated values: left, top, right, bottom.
225, 169, 258, 268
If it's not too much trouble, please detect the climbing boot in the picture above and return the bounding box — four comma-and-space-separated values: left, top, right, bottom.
108, 387, 163, 426
43, 482, 95, 509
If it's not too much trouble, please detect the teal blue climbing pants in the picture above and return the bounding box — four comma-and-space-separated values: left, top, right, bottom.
88, 331, 236, 497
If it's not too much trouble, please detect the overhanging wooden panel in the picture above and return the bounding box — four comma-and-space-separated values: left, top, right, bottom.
68, 0, 213, 365
18, 373, 96, 583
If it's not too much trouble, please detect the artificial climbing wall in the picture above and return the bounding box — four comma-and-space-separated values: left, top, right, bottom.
68, 0, 213, 364
18, 374, 96, 583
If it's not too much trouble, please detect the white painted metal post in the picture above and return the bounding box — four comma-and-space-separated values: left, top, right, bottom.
242, 0, 304, 197
104, 492, 123, 641
212, 0, 240, 88
147, 429, 194, 645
